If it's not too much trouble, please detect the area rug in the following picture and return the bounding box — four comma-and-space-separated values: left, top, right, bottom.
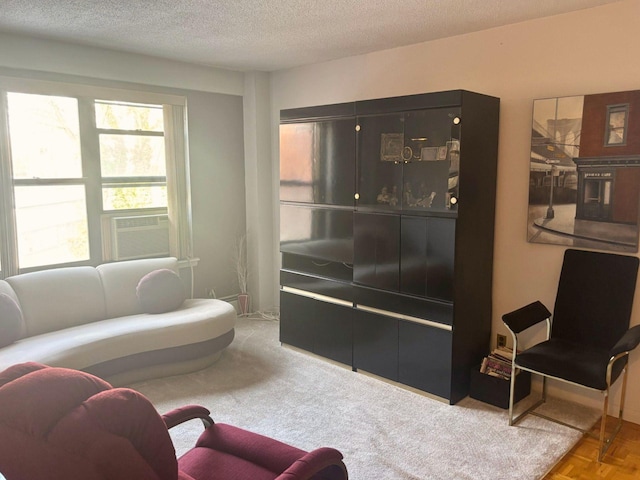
129, 316, 599, 480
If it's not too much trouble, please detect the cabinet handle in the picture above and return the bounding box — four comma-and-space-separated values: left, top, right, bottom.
354, 193, 360, 200
311, 260, 331, 266
355, 125, 361, 132
450, 196, 458, 205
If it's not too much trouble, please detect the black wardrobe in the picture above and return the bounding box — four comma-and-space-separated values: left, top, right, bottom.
279, 90, 500, 404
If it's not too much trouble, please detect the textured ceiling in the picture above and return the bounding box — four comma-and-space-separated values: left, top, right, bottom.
0, 0, 623, 72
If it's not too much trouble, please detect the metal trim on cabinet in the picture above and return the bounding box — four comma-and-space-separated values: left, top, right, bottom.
354, 304, 453, 331
281, 286, 354, 308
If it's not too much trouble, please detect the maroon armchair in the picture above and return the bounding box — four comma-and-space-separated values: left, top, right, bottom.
0, 363, 348, 480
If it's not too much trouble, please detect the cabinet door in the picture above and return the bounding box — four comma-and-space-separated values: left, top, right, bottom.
280, 118, 355, 206
425, 217, 455, 301
400, 216, 455, 302
280, 290, 315, 352
400, 216, 428, 297
280, 204, 354, 264
280, 290, 353, 366
353, 212, 400, 291
353, 308, 398, 381
401, 108, 461, 214
314, 300, 353, 366
356, 113, 404, 211
398, 321, 452, 400
355, 107, 461, 214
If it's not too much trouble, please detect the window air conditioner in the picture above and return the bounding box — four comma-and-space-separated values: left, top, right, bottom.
111, 214, 170, 261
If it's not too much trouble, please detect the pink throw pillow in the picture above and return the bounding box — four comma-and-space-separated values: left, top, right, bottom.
136, 269, 186, 314
0, 293, 26, 347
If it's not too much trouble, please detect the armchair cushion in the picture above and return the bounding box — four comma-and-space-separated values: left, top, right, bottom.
188, 423, 307, 475
180, 423, 346, 480
49, 388, 178, 480
0, 363, 111, 438
515, 338, 627, 390
551, 249, 639, 349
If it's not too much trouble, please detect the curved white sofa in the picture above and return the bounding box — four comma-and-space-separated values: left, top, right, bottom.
0, 257, 236, 385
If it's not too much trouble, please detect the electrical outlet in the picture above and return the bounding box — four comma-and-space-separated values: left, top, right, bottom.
497, 334, 507, 348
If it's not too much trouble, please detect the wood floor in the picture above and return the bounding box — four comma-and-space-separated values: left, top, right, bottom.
543, 417, 640, 479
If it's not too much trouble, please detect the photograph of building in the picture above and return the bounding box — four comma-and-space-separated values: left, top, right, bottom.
528, 91, 640, 252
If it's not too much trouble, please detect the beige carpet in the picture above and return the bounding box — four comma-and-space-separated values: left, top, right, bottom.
129, 316, 599, 480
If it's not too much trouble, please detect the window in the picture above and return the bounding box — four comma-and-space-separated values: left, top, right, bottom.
0, 78, 191, 276
8, 93, 89, 269
96, 101, 168, 211
605, 104, 629, 146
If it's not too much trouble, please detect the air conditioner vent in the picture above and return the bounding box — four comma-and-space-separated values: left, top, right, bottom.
111, 214, 170, 261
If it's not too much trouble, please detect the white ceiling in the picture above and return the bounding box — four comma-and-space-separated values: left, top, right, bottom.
0, 0, 622, 72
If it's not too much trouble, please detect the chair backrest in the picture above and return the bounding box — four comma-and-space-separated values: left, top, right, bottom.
0, 363, 178, 480
552, 249, 639, 349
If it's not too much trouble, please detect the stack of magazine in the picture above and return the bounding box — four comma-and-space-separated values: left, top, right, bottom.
479, 346, 517, 380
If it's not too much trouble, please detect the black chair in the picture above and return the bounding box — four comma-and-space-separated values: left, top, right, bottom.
502, 249, 640, 461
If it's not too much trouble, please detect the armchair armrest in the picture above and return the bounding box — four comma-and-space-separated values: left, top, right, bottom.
610, 324, 640, 357
275, 447, 348, 480
162, 405, 214, 429
502, 301, 552, 334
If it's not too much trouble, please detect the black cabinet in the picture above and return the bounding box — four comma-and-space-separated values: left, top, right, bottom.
279, 90, 499, 404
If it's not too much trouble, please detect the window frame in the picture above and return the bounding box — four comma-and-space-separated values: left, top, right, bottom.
95, 106, 168, 213
604, 103, 629, 147
0, 75, 191, 277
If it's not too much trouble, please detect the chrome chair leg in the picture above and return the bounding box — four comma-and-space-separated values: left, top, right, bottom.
597, 364, 628, 461
508, 367, 516, 426
598, 386, 610, 462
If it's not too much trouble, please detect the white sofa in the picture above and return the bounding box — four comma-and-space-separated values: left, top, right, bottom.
0, 257, 236, 385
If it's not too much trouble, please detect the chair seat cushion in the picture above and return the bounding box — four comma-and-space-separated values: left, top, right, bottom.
179, 448, 280, 480
515, 338, 626, 390
178, 423, 331, 480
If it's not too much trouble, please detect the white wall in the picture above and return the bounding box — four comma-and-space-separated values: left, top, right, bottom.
269, 0, 640, 422
0, 32, 243, 96
0, 32, 248, 302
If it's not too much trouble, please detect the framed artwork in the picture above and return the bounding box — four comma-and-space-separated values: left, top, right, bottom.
380, 133, 403, 162
527, 90, 640, 252
420, 146, 439, 161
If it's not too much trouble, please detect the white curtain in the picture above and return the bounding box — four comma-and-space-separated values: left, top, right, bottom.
164, 104, 193, 261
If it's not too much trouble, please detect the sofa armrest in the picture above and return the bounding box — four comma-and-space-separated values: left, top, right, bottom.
162, 405, 213, 429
